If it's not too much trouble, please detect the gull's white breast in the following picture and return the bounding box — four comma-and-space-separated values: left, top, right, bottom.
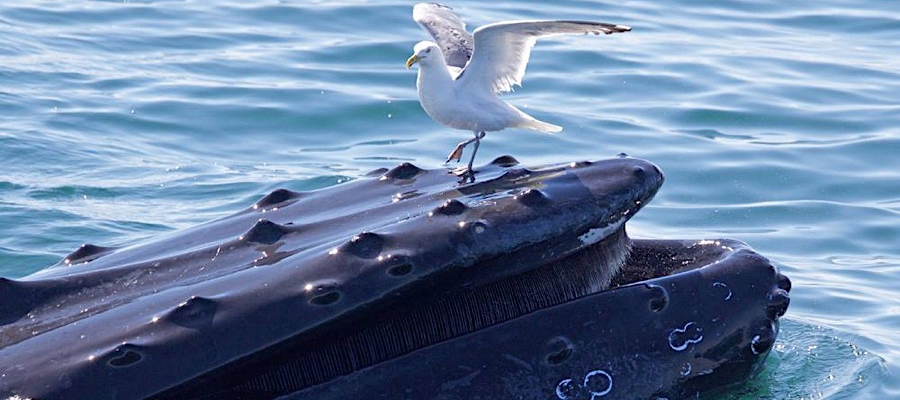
417, 68, 522, 132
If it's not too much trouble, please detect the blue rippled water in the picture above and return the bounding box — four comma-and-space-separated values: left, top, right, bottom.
1, 1, 898, 398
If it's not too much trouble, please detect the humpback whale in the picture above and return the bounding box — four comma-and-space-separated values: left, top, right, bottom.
0, 156, 790, 400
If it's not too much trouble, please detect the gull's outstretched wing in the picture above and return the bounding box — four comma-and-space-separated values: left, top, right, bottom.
413, 3, 474, 69
459, 20, 631, 94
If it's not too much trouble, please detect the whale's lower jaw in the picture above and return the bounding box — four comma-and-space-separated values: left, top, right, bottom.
289, 238, 790, 400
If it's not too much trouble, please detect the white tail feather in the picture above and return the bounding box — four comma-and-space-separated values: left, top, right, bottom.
518, 117, 562, 133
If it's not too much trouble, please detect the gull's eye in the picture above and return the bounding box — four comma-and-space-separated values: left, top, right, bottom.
425, 48, 432, 54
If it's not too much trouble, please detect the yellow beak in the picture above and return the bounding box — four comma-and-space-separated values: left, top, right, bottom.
406, 54, 420, 69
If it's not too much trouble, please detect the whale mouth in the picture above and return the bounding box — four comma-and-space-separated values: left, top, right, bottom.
167, 225, 635, 400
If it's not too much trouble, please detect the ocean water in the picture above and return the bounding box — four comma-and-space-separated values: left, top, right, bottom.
1, 0, 898, 398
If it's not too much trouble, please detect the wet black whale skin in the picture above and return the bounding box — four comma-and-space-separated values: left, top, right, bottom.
0, 156, 789, 400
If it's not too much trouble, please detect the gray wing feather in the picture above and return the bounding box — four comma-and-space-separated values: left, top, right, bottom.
413, 3, 474, 69
461, 20, 631, 94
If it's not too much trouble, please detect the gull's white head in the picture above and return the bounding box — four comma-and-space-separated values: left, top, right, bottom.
406, 41, 441, 69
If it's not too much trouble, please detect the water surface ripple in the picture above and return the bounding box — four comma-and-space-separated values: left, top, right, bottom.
1, 1, 898, 398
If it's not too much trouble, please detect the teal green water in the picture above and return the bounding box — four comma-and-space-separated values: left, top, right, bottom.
1, 1, 898, 398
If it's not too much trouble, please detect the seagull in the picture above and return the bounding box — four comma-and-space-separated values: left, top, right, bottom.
406, 3, 631, 181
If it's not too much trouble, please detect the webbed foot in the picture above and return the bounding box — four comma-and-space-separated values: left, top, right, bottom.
445, 143, 465, 163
